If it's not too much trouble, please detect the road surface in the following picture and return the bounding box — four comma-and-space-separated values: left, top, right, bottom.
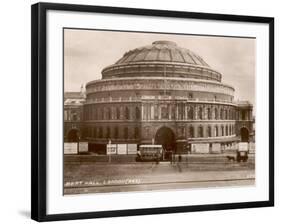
64, 161, 255, 195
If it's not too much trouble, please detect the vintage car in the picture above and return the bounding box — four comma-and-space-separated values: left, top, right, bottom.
236, 142, 249, 162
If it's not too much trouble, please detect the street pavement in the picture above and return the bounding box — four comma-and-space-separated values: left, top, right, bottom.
64, 161, 255, 195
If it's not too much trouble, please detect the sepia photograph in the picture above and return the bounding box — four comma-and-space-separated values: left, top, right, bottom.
63, 29, 256, 195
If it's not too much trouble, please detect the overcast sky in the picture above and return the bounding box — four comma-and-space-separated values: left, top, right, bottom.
64, 29, 255, 111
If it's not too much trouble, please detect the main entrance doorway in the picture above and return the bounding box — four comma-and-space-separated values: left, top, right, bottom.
155, 127, 176, 160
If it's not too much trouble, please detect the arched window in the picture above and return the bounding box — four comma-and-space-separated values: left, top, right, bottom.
208, 126, 212, 137
82, 127, 87, 138
99, 127, 103, 138
225, 109, 228, 120
171, 106, 176, 119
207, 108, 211, 120
94, 108, 98, 120
124, 127, 128, 139
88, 107, 91, 120
108, 107, 111, 120
88, 127, 92, 137
221, 126, 224, 136
116, 107, 120, 120
106, 127, 110, 139
226, 125, 228, 136
101, 107, 105, 120
189, 126, 194, 138
96, 127, 99, 138
88, 106, 91, 120
178, 104, 184, 120
114, 127, 118, 139
198, 107, 203, 120
135, 106, 140, 120
134, 127, 139, 139
101, 108, 104, 120
188, 107, 194, 119
125, 106, 130, 120
215, 126, 218, 137
97, 108, 101, 120
90, 127, 93, 137
198, 126, 203, 137
220, 108, 223, 120
104, 107, 109, 120
215, 108, 218, 120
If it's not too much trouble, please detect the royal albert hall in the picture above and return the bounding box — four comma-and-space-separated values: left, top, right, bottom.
80, 40, 254, 154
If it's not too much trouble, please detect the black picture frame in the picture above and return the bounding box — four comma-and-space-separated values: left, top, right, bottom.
31, 2, 274, 222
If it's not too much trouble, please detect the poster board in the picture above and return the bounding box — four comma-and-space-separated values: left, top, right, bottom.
64, 143, 78, 154
211, 143, 221, 153
106, 144, 117, 155
191, 143, 209, 154
238, 142, 249, 152
117, 144, 127, 154
127, 144, 137, 154
79, 142, 88, 153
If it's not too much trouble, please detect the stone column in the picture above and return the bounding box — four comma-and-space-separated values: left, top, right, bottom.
147, 104, 151, 120
120, 106, 123, 120
146, 105, 149, 120
249, 109, 252, 120
176, 104, 179, 120
151, 104, 154, 120
154, 104, 158, 120
169, 104, 172, 120
141, 104, 144, 120
184, 103, 187, 120
203, 106, 206, 120
158, 104, 161, 120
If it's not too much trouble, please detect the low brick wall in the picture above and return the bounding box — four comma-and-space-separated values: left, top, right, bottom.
64, 154, 137, 163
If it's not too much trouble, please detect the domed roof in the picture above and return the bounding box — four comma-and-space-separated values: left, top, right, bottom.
114, 40, 209, 67
101, 40, 222, 82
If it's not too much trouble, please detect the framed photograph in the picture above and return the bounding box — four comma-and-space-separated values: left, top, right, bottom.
31, 2, 274, 222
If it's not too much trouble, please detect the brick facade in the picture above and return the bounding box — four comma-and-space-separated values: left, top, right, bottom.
64, 41, 254, 153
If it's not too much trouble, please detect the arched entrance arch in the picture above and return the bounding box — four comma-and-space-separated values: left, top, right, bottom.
155, 126, 176, 152
240, 127, 249, 142
67, 129, 79, 142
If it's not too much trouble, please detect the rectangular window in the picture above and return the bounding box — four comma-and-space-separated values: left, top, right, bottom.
161, 106, 168, 119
